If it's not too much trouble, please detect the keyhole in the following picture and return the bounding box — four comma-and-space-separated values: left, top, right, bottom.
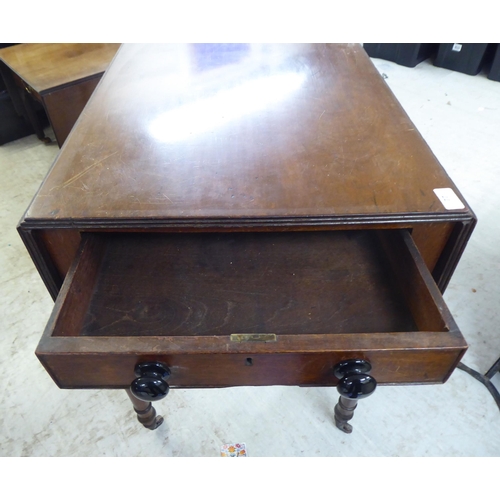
245, 358, 253, 366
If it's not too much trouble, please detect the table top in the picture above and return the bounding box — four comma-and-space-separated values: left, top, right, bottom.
0, 43, 120, 93
22, 43, 472, 229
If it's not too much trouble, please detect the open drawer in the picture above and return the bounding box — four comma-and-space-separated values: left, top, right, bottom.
36, 229, 467, 389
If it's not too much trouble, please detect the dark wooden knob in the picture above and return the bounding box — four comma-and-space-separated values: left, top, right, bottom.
333, 359, 377, 400
130, 362, 171, 402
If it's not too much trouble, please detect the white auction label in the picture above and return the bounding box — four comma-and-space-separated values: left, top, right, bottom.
452, 43, 462, 52
434, 188, 465, 210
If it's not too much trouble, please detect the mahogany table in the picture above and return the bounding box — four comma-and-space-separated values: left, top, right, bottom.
0, 43, 120, 146
18, 43, 476, 433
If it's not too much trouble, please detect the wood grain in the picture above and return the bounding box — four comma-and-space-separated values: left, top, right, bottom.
21, 43, 473, 224
37, 349, 466, 389
78, 230, 417, 337
42, 76, 101, 145
0, 43, 120, 93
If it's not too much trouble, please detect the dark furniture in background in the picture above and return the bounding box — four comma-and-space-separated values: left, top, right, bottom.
363, 43, 438, 67
0, 79, 48, 145
0, 43, 120, 147
364, 43, 500, 80
434, 43, 494, 76
0, 43, 48, 145
487, 44, 500, 81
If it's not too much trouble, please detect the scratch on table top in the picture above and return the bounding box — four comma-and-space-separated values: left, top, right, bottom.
56, 151, 118, 189
341, 48, 349, 64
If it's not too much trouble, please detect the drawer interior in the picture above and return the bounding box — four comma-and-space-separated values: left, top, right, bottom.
50, 229, 451, 339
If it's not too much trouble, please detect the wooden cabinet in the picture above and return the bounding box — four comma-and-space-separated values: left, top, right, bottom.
18, 44, 476, 433
0, 43, 120, 146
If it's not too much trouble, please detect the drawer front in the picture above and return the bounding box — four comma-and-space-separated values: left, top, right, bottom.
38, 348, 464, 389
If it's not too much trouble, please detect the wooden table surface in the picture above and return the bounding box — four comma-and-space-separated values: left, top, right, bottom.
19, 44, 476, 299
0, 43, 121, 93
23, 43, 472, 225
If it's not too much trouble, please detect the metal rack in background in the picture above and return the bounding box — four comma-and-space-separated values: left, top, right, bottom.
458, 358, 500, 411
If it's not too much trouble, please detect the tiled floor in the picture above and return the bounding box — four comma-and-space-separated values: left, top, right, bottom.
1, 55, 499, 457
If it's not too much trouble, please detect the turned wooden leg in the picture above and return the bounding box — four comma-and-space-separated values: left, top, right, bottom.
127, 361, 171, 430
20, 89, 52, 144
125, 388, 164, 430
334, 396, 358, 434
333, 359, 377, 434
